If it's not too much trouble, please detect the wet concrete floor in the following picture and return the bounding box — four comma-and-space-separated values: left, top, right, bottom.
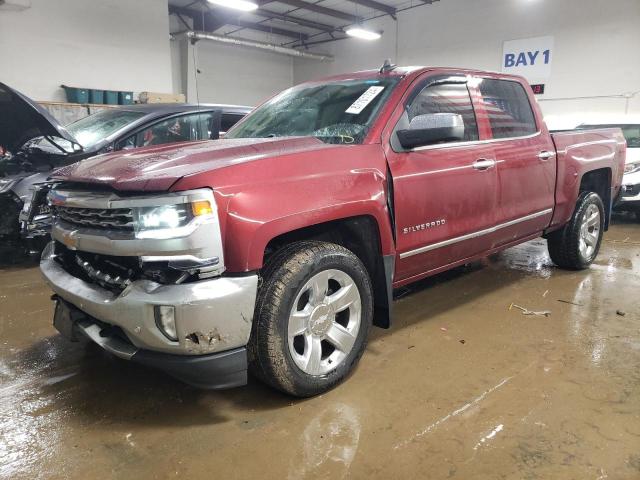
1, 218, 639, 479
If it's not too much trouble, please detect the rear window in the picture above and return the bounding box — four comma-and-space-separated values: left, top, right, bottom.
478, 79, 537, 139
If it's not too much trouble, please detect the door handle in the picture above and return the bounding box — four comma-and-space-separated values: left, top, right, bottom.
538, 150, 555, 161
472, 159, 496, 171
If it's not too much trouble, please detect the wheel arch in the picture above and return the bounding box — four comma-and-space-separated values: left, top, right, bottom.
263, 215, 394, 329
579, 168, 612, 230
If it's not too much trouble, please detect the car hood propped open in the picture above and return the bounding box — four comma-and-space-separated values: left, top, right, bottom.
0, 82, 79, 153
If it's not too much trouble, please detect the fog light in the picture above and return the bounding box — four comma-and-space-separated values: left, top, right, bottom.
154, 305, 177, 341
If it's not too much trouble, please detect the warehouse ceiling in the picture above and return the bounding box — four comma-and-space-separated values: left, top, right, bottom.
168, 0, 441, 49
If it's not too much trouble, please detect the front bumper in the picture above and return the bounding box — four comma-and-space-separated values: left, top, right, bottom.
54, 298, 248, 389
41, 242, 258, 355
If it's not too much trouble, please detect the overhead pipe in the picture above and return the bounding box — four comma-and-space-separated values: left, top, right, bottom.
186, 31, 333, 62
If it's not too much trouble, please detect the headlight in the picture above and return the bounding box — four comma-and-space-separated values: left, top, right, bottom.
136, 204, 191, 230
625, 162, 640, 174
133, 200, 215, 239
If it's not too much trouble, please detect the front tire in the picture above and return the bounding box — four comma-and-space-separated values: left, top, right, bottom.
248, 241, 373, 397
547, 191, 605, 269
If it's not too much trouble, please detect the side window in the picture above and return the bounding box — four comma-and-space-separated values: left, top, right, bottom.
220, 114, 244, 134
117, 112, 216, 150
407, 83, 479, 142
117, 135, 136, 150
478, 79, 537, 139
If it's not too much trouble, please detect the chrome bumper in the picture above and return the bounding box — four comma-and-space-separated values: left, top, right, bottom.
617, 172, 640, 206
41, 242, 258, 356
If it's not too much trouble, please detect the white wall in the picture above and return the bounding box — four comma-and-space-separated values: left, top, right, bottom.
168, 13, 294, 106
0, 0, 173, 102
294, 0, 640, 125
2, 0, 637, 121
173, 37, 293, 107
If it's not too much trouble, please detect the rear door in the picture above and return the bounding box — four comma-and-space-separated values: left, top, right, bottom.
385, 74, 499, 283
475, 78, 556, 246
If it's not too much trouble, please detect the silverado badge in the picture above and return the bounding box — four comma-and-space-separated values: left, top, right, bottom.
403, 219, 446, 235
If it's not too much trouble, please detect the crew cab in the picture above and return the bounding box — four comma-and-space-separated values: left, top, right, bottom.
40, 66, 626, 397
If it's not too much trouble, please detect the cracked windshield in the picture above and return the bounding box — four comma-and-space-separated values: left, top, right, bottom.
226, 78, 399, 144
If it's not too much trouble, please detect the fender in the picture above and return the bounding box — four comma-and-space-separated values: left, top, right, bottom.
222, 169, 395, 272
172, 143, 396, 273
549, 129, 626, 230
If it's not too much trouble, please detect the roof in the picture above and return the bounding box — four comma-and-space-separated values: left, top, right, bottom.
296, 65, 524, 87
114, 103, 253, 115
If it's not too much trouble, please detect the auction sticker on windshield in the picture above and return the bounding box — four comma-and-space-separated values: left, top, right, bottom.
345, 86, 385, 114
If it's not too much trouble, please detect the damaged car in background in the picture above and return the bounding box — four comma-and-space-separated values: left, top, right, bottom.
0, 81, 250, 254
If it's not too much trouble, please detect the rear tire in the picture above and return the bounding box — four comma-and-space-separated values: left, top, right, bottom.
547, 191, 604, 270
248, 241, 373, 397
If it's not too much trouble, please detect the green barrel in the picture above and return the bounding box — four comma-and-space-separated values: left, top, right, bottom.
118, 91, 133, 105
61, 85, 89, 104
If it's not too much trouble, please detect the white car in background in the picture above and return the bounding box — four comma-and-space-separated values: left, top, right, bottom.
576, 118, 640, 221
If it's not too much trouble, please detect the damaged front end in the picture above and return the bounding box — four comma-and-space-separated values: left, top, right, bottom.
40, 186, 258, 389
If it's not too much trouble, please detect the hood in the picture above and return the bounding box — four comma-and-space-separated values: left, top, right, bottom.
0, 82, 79, 152
50, 137, 334, 191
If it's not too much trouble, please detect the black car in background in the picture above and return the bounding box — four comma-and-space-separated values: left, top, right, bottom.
0, 82, 251, 252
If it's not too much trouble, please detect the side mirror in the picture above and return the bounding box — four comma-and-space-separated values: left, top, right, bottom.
397, 113, 465, 149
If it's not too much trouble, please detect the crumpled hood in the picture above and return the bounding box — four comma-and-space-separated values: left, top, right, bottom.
0, 82, 78, 153
50, 137, 333, 191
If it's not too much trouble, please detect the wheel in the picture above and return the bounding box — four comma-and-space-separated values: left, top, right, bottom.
547, 191, 604, 270
248, 241, 373, 397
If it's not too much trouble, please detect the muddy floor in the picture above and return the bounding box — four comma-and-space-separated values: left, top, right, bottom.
1, 218, 639, 480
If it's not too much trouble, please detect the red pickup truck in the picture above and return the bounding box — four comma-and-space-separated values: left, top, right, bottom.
41, 66, 626, 397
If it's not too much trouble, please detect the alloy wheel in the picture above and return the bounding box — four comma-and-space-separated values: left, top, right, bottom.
287, 269, 361, 376
579, 203, 600, 260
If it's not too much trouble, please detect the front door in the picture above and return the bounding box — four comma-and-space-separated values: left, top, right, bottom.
385, 75, 500, 284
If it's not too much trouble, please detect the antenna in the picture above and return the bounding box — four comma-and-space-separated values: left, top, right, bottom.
191, 37, 201, 109
379, 59, 397, 74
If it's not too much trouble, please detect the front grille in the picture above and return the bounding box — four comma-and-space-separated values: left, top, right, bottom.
54, 206, 134, 231
53, 241, 194, 293
55, 241, 139, 293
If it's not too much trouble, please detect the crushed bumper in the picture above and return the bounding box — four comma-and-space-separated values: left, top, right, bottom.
54, 298, 247, 389
41, 241, 258, 356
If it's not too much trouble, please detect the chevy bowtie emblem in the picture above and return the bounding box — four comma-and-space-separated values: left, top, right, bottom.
403, 219, 446, 235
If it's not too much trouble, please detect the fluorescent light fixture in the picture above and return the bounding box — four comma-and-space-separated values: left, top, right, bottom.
207, 0, 258, 12
345, 27, 381, 41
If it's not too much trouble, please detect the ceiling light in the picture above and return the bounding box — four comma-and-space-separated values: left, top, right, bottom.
207, 0, 258, 12
345, 27, 381, 41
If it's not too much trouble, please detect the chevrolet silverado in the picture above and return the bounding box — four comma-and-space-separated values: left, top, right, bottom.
40, 66, 626, 396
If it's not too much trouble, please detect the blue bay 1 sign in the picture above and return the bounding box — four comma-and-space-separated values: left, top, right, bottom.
502, 36, 554, 81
